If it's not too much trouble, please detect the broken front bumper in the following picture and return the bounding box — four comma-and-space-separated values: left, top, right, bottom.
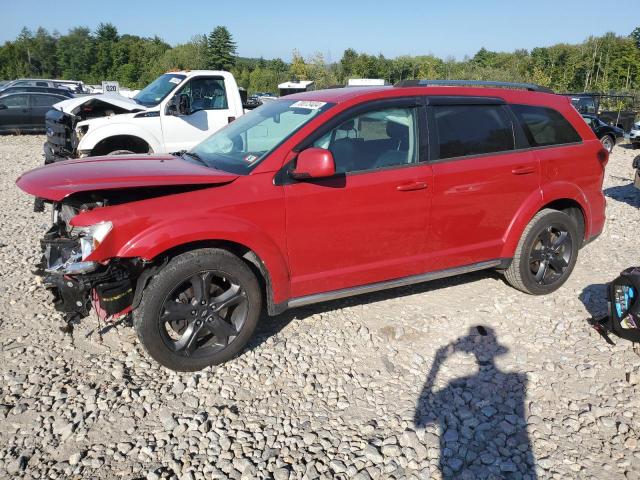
44, 109, 77, 164
39, 226, 134, 321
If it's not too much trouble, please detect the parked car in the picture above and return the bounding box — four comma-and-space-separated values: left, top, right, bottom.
44, 70, 245, 163
630, 121, 640, 149
0, 92, 71, 133
565, 93, 637, 132
581, 114, 624, 152
0, 86, 74, 98
17, 80, 607, 371
1, 78, 87, 93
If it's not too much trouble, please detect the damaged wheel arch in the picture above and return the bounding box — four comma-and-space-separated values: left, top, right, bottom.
140, 239, 283, 317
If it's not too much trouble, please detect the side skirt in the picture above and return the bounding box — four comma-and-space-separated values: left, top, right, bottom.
282, 259, 505, 311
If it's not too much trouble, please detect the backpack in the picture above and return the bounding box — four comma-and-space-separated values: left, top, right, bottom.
592, 267, 640, 344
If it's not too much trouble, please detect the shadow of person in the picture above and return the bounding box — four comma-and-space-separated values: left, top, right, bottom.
414, 326, 537, 479
604, 184, 640, 208
579, 283, 608, 320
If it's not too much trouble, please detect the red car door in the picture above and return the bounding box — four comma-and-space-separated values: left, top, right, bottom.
284, 102, 434, 299
427, 101, 540, 270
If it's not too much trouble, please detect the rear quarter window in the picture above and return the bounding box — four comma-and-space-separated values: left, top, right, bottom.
433, 105, 514, 159
511, 104, 581, 147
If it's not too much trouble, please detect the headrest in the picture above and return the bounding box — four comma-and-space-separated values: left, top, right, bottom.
337, 119, 355, 131
386, 121, 408, 139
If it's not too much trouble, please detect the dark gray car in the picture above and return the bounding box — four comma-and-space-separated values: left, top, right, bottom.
0, 92, 68, 133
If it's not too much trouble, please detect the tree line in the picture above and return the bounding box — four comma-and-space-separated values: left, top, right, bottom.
1, 24, 639, 98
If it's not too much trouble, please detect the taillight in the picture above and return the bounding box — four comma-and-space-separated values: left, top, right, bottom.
597, 147, 609, 168
227, 116, 236, 123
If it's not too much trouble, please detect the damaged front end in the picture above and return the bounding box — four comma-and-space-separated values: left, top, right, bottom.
44, 109, 77, 164
39, 202, 141, 326
44, 96, 145, 164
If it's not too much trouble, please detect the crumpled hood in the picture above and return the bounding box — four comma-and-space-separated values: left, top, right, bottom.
16, 154, 239, 201
53, 94, 147, 115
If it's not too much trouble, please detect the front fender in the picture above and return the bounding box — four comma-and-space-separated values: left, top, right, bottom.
116, 215, 291, 304
499, 181, 590, 258
78, 122, 162, 153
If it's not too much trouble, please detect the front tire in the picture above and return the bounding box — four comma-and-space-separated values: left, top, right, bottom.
504, 209, 579, 295
134, 249, 262, 371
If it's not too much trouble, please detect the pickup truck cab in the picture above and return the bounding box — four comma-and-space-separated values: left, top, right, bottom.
44, 70, 243, 163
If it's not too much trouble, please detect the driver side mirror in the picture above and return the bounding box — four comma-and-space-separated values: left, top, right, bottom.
0, 104, 7, 110
290, 148, 336, 180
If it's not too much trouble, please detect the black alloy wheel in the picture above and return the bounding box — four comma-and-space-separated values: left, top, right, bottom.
134, 249, 261, 371
527, 225, 572, 286
160, 271, 247, 357
504, 209, 579, 295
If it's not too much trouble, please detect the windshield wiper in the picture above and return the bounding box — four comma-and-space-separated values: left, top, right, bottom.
180, 151, 208, 166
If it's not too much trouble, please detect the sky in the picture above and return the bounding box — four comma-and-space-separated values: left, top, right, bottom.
3, 0, 638, 61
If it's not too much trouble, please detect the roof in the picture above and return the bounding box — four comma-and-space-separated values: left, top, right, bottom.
278, 80, 315, 89
163, 70, 235, 78
348, 78, 388, 86
283, 85, 561, 106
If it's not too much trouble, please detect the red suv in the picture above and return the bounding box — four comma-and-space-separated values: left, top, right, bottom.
17, 80, 607, 371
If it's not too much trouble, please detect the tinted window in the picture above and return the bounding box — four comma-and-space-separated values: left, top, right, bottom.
433, 105, 514, 159
30, 94, 64, 107
512, 105, 581, 147
313, 107, 419, 173
0, 94, 28, 108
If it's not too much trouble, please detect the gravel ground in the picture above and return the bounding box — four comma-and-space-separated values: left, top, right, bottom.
1, 134, 639, 480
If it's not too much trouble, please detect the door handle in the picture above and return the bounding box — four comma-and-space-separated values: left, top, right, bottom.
511, 166, 535, 175
396, 181, 428, 191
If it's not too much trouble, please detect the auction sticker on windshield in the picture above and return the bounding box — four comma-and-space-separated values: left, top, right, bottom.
169, 77, 182, 84
290, 101, 327, 110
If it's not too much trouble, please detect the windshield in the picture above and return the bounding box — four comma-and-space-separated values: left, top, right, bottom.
188, 99, 334, 174
134, 73, 186, 107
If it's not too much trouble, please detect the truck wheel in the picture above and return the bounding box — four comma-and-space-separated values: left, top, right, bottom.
504, 209, 579, 295
134, 248, 262, 371
599, 135, 614, 153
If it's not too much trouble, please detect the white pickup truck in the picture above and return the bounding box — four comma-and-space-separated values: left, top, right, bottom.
44, 70, 244, 163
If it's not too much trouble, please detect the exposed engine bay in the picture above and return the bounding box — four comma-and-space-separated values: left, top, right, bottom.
39, 199, 141, 327
33, 181, 215, 329
44, 97, 144, 163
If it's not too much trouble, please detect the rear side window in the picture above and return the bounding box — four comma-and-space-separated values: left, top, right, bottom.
30, 94, 63, 107
433, 105, 514, 159
511, 104, 581, 147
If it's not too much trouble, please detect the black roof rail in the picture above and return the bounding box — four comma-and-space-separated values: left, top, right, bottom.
394, 79, 553, 93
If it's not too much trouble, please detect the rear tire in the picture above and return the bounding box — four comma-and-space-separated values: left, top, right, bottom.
504, 209, 579, 295
134, 248, 262, 371
600, 135, 614, 153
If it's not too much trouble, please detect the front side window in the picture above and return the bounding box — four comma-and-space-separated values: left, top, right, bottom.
313, 107, 419, 173
433, 105, 514, 160
512, 104, 581, 147
180, 77, 228, 111
0, 94, 28, 108
134, 73, 186, 107
188, 99, 333, 174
